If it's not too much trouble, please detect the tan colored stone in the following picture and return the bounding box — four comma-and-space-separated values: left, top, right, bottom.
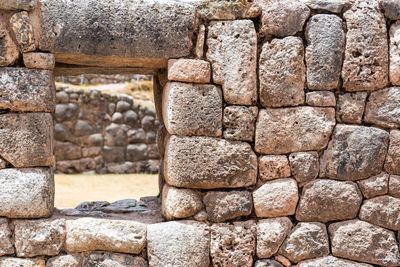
390, 21, 400, 85
14, 219, 65, 257
0, 0, 37, 11
306, 91, 336, 107
0, 258, 45, 267
254, 260, 284, 267
300, 0, 345, 13
10, 11, 35, 52
210, 221, 256, 267
162, 184, 202, 220
288, 152, 319, 185
162, 82, 222, 137
223, 106, 258, 142
0, 218, 13, 256
207, 20, 257, 105
257, 217, 292, 259
389, 175, 400, 198
357, 173, 389, 199
336, 92, 367, 124
296, 179, 362, 222
165, 135, 257, 189
298, 256, 373, 267
196, 0, 261, 20
253, 178, 298, 218
365, 87, 400, 129
255, 107, 335, 155
259, 36, 305, 108
0, 168, 54, 218
274, 255, 291, 267
386, 131, 400, 175
0, 113, 53, 167
329, 220, 400, 266
259, 155, 291, 181
147, 221, 210, 267
195, 25, 205, 59
0, 19, 19, 66
342, 0, 388, 91
65, 218, 146, 254
83, 252, 148, 267
203, 191, 252, 222
46, 255, 81, 267
23, 52, 55, 70
167, 59, 210, 83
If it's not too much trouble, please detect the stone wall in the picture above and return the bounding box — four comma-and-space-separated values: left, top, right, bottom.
1, 0, 400, 266
54, 86, 160, 174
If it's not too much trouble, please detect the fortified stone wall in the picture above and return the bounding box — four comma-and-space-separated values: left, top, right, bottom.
0, 0, 400, 266
54, 87, 160, 174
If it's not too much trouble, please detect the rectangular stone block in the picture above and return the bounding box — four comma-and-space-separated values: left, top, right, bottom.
167, 59, 210, 83
0, 113, 53, 167
0, 218, 14, 256
0, 0, 37, 11
223, 106, 258, 142
0, 168, 54, 218
0, 257, 45, 267
0, 68, 55, 112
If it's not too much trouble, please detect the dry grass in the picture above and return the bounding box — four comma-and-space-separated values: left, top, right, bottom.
55, 174, 159, 208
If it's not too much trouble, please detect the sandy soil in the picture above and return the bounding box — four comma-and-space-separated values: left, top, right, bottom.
55, 174, 159, 208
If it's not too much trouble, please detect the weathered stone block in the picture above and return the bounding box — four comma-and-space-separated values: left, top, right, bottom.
55, 142, 81, 161
0, 0, 37, 11
336, 92, 367, 124
126, 144, 147, 162
162, 82, 222, 137
0, 20, 19, 66
296, 179, 362, 222
23, 52, 55, 70
168, 59, 210, 83
306, 14, 344, 90
0, 258, 45, 267
74, 120, 96, 136
104, 123, 128, 147
257, 217, 292, 259
390, 21, 400, 85
0, 168, 54, 218
259, 155, 291, 181
223, 106, 258, 141
196, 1, 261, 20
207, 20, 257, 105
279, 222, 329, 263
254, 260, 284, 267
365, 87, 400, 129
381, 0, 400, 19
305, 91, 336, 107
297, 256, 373, 267
65, 218, 146, 254
162, 184, 202, 220
357, 173, 389, 199
55, 103, 79, 122
147, 221, 209, 267
203, 190, 252, 222
0, 219, 13, 256
46, 255, 81, 267
210, 221, 256, 267
0, 68, 55, 112
320, 125, 389, 180
257, 0, 310, 37
116, 101, 131, 113
253, 178, 298, 218
259, 36, 305, 107
10, 11, 35, 52
82, 252, 147, 267
389, 175, 400, 198
300, 0, 345, 13
329, 220, 400, 266
255, 107, 335, 154
288, 152, 319, 185
359, 196, 400, 231
14, 219, 65, 257
165, 135, 257, 189
342, 0, 388, 91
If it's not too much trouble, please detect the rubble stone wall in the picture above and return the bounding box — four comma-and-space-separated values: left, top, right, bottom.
0, 0, 400, 266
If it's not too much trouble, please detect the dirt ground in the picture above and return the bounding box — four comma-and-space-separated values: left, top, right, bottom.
55, 174, 159, 208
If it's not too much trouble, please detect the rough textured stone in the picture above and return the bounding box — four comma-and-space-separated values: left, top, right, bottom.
255, 107, 335, 154
329, 220, 400, 266
203, 191, 252, 222
65, 218, 146, 254
342, 0, 388, 91
257, 0, 310, 37
162, 184, 202, 220
165, 135, 257, 189
0, 218, 13, 256
296, 179, 362, 222
168, 59, 210, 83
116, 101, 131, 113
259, 36, 305, 107
46, 255, 81, 267
257, 217, 292, 259
288, 152, 319, 184
253, 178, 298, 218
359, 195, 400, 231
210, 221, 256, 267
381, 0, 400, 19
365, 87, 400, 129
279, 222, 329, 263
336, 92, 367, 124
55, 142, 81, 161
320, 125, 389, 180
0, 168, 54, 218
0, 68, 55, 112
223, 106, 258, 142
55, 103, 79, 122
0, 258, 45, 267
23, 52, 55, 70
10, 11, 35, 52
254, 260, 284, 267
0, 0, 37, 11
207, 20, 257, 105
300, 0, 345, 13
259, 155, 291, 181
162, 82, 222, 137
0, 19, 19, 66
83, 252, 148, 267
14, 219, 65, 257
195, 24, 205, 59
306, 14, 344, 90
358, 173, 389, 199
389, 175, 400, 198
104, 123, 128, 146
74, 120, 96, 136
306, 91, 336, 107
297, 256, 373, 267
39, 0, 197, 68
390, 21, 400, 85
147, 221, 209, 267
196, 0, 261, 20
